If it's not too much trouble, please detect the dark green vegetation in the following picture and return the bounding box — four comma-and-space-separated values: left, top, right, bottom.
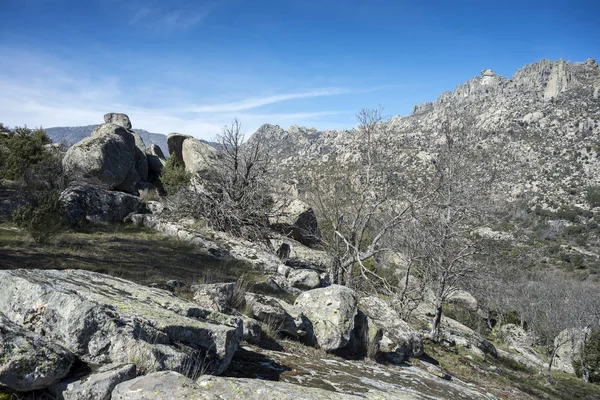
11, 191, 66, 244
159, 153, 191, 195
423, 339, 600, 400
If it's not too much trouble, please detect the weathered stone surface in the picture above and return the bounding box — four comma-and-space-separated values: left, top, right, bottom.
269, 199, 321, 246
113, 371, 365, 399
60, 185, 141, 225
553, 328, 589, 374
0, 312, 73, 391
147, 144, 167, 180
244, 293, 308, 337
167, 133, 191, 164
239, 316, 262, 344
104, 113, 132, 130
112, 371, 218, 400
50, 363, 136, 400
495, 324, 530, 347
295, 285, 358, 351
181, 136, 219, 179
192, 282, 234, 313
198, 375, 365, 399
63, 123, 135, 190
286, 268, 321, 290
446, 290, 478, 312
0, 269, 242, 376
131, 130, 149, 182
358, 296, 423, 360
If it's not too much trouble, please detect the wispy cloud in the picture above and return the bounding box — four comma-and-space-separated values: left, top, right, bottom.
186, 88, 347, 113
127, 1, 214, 31
0, 49, 354, 139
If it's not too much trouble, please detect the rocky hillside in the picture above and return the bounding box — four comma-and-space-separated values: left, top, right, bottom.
256, 58, 599, 188
252, 57, 600, 278
45, 125, 169, 154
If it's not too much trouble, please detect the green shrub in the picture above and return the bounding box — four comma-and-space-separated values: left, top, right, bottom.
587, 186, 600, 208
574, 330, 600, 384
12, 191, 67, 243
159, 154, 191, 195
0, 127, 52, 181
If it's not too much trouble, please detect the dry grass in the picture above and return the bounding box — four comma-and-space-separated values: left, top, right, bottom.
0, 222, 257, 287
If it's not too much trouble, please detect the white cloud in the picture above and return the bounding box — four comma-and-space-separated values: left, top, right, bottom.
0, 49, 352, 140
186, 89, 347, 113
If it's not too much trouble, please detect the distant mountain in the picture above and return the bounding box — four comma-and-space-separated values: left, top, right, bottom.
45, 125, 169, 156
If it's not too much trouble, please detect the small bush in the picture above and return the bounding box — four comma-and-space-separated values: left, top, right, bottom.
574, 330, 600, 384
12, 191, 66, 243
587, 186, 600, 208
0, 127, 53, 182
159, 154, 191, 195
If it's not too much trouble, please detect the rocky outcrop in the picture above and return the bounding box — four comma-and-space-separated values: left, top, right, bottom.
113, 371, 365, 399
244, 293, 308, 338
270, 199, 321, 246
131, 130, 149, 183
495, 324, 531, 347
286, 268, 321, 290
62, 123, 136, 191
553, 328, 589, 374
50, 363, 136, 400
181, 136, 219, 179
104, 113, 132, 130
147, 143, 167, 180
167, 133, 190, 163
0, 269, 242, 376
358, 296, 423, 361
294, 285, 358, 351
0, 312, 73, 391
192, 282, 235, 313
60, 185, 141, 225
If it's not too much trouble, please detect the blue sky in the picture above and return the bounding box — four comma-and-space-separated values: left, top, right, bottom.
0, 0, 598, 140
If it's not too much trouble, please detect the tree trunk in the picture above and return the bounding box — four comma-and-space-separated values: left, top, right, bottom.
431, 296, 444, 342
547, 347, 557, 384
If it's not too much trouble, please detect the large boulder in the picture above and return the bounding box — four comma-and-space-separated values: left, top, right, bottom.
147, 144, 167, 181
62, 123, 136, 190
0, 269, 242, 376
358, 296, 423, 360
286, 268, 321, 290
294, 285, 358, 351
0, 312, 74, 391
131, 131, 149, 183
269, 199, 321, 246
167, 133, 190, 163
50, 363, 136, 400
112, 371, 363, 400
553, 328, 589, 374
104, 113, 132, 130
495, 324, 531, 347
181, 136, 219, 180
192, 282, 235, 313
60, 185, 141, 225
244, 293, 308, 338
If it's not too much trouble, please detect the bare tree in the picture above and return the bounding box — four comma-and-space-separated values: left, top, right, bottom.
170, 119, 275, 240
305, 108, 428, 290
397, 117, 511, 341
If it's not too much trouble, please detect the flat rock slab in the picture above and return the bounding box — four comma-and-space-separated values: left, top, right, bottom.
0, 269, 242, 377
0, 312, 73, 391
50, 363, 136, 400
112, 371, 364, 399
112, 371, 218, 400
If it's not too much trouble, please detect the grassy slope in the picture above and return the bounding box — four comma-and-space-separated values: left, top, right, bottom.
2, 222, 600, 399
